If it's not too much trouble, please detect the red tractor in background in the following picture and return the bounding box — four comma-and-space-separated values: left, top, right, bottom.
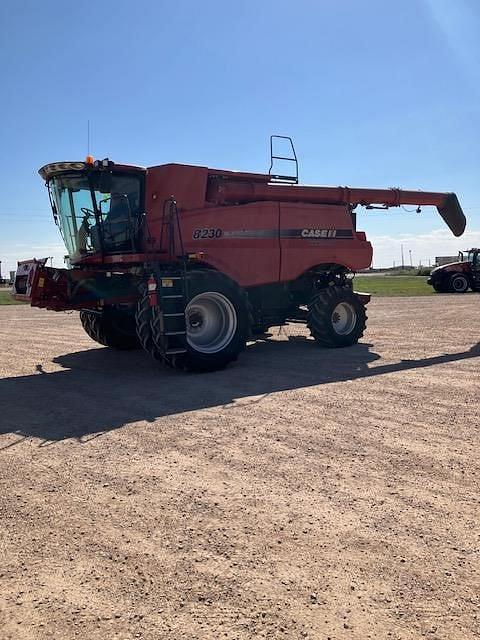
427, 249, 480, 293
14, 137, 466, 371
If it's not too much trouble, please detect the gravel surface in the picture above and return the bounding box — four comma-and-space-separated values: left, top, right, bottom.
0, 297, 479, 640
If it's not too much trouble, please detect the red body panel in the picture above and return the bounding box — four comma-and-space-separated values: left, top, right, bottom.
140, 164, 373, 286
178, 202, 281, 286
80, 252, 166, 265
146, 163, 210, 218
433, 261, 470, 274
278, 203, 372, 280
27, 265, 141, 311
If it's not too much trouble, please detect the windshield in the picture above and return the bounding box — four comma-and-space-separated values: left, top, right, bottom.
467, 251, 478, 264
48, 172, 143, 259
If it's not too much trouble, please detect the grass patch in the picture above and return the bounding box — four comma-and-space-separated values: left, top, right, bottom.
0, 290, 26, 305
354, 276, 433, 297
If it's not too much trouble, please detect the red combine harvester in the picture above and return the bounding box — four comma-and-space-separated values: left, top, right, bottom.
14, 137, 466, 371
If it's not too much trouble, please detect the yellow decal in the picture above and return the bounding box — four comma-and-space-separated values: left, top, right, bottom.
38, 277, 45, 288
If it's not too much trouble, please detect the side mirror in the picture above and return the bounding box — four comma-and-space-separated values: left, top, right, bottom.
96, 172, 113, 194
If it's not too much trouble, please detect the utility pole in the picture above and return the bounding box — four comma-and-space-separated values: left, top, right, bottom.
409, 249, 412, 268
401, 244, 405, 270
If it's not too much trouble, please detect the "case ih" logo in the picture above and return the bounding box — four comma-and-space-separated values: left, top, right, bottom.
301, 229, 337, 238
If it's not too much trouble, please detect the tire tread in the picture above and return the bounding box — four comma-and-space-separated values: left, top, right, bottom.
307, 286, 367, 348
152, 269, 248, 372
80, 309, 139, 350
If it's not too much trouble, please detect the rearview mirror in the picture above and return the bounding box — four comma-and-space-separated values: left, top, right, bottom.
95, 172, 113, 194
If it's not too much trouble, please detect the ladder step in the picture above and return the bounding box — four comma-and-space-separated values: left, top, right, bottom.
163, 313, 185, 317
161, 295, 183, 299
165, 348, 187, 355
164, 331, 186, 336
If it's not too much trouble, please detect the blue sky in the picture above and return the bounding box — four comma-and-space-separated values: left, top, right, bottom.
1, 0, 479, 274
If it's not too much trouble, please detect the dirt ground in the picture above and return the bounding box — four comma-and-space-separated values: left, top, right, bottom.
0, 296, 479, 640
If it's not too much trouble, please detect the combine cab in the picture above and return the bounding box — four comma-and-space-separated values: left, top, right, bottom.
13, 138, 467, 371
428, 249, 480, 293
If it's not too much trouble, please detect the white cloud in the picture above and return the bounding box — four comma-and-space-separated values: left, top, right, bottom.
369, 228, 480, 267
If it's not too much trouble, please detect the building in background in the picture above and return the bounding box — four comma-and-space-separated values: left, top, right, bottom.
435, 255, 459, 266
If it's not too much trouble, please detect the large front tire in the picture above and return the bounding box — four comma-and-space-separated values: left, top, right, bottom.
449, 273, 469, 293
154, 270, 249, 372
80, 307, 140, 350
135, 287, 163, 360
307, 286, 367, 348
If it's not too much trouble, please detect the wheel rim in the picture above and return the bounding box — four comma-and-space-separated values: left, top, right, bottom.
331, 301, 357, 335
186, 292, 237, 353
452, 276, 467, 292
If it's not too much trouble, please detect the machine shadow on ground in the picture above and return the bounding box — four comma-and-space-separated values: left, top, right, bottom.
1, 337, 479, 445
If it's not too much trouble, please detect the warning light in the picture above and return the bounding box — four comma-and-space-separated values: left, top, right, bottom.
85, 155, 94, 165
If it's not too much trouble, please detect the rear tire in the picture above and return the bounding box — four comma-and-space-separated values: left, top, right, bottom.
307, 286, 367, 348
449, 273, 469, 293
80, 307, 140, 350
153, 270, 249, 372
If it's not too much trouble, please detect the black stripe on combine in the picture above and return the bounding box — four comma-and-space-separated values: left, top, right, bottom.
221, 228, 354, 239
280, 228, 354, 239
222, 229, 278, 238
